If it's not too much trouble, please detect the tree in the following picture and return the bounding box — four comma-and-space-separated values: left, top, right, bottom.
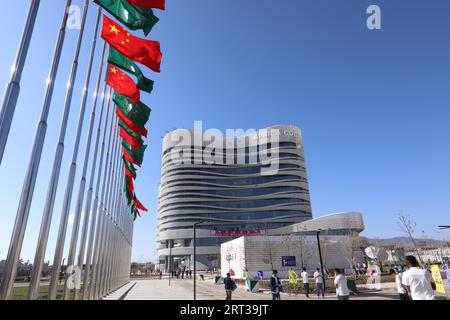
262, 230, 277, 270
342, 231, 368, 279
398, 213, 424, 265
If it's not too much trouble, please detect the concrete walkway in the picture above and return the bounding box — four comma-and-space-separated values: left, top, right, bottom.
118, 277, 434, 300
103, 281, 137, 300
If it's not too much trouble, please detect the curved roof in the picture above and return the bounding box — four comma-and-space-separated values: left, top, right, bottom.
269, 212, 365, 235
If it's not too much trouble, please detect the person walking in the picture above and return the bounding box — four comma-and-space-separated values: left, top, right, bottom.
301, 267, 310, 298
390, 268, 409, 300
224, 272, 236, 300
401, 256, 436, 300
270, 270, 283, 300
334, 268, 350, 300
314, 268, 325, 298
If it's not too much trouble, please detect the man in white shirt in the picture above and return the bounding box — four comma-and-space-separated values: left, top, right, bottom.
401, 256, 436, 300
390, 268, 409, 300
334, 268, 350, 300
314, 268, 325, 298
300, 267, 310, 298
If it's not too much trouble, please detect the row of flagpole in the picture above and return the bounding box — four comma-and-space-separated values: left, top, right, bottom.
0, 1, 135, 300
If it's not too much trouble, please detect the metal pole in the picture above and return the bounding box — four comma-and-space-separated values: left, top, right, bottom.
75, 86, 111, 300
27, 0, 91, 300
316, 231, 326, 291
98, 124, 119, 297
169, 244, 172, 286
109, 162, 122, 292
87, 112, 115, 300
91, 119, 119, 299
104, 138, 121, 295
105, 141, 121, 294
62, 11, 105, 301
0, 0, 72, 300
81, 89, 113, 300
48, 27, 108, 300
193, 223, 197, 300
0, 0, 40, 165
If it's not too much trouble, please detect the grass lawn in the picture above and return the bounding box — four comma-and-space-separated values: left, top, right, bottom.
12, 284, 79, 300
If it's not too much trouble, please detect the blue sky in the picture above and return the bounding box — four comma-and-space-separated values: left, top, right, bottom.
0, 0, 449, 263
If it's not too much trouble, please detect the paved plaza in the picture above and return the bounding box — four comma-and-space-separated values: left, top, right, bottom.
104, 277, 450, 300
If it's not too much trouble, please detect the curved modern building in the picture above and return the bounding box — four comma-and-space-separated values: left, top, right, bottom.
157, 125, 313, 270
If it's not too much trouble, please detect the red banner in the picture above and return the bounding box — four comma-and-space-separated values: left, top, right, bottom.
212, 229, 266, 237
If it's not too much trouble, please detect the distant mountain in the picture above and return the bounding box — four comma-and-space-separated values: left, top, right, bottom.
366, 237, 448, 248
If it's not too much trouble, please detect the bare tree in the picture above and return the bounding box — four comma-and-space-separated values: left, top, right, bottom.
398, 213, 424, 265
342, 231, 368, 279
262, 231, 277, 270
319, 236, 332, 274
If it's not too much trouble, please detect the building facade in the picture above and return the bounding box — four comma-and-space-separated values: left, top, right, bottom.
157, 125, 313, 270
221, 212, 366, 279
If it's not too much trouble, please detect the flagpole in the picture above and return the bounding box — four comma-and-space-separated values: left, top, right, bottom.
95, 120, 119, 299
48, 25, 108, 301
96, 121, 119, 298
81, 88, 113, 300
27, 0, 91, 300
0, 0, 72, 300
89, 118, 118, 300
109, 139, 123, 292
113, 165, 124, 291
108, 138, 122, 294
62, 10, 106, 301
87, 114, 116, 300
0, 0, 40, 165
75, 87, 112, 300
112, 160, 125, 291
101, 122, 120, 298
120, 171, 127, 288
104, 138, 120, 295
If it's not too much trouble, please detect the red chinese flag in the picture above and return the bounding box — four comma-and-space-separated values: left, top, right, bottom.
124, 148, 141, 167
133, 194, 148, 212
120, 127, 143, 150
102, 15, 162, 73
116, 107, 148, 137
126, 0, 165, 10
107, 65, 140, 105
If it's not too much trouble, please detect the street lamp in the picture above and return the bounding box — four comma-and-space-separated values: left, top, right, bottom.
316, 229, 326, 291
193, 220, 211, 300
168, 243, 172, 287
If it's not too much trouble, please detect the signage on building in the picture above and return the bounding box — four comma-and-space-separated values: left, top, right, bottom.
282, 256, 297, 267
212, 229, 266, 237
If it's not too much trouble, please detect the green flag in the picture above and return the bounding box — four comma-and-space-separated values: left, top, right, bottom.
131, 204, 140, 220
114, 91, 151, 130
123, 139, 146, 153
109, 47, 154, 94
119, 120, 143, 143
94, 0, 159, 36
123, 156, 137, 179
124, 180, 132, 205
124, 143, 147, 165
